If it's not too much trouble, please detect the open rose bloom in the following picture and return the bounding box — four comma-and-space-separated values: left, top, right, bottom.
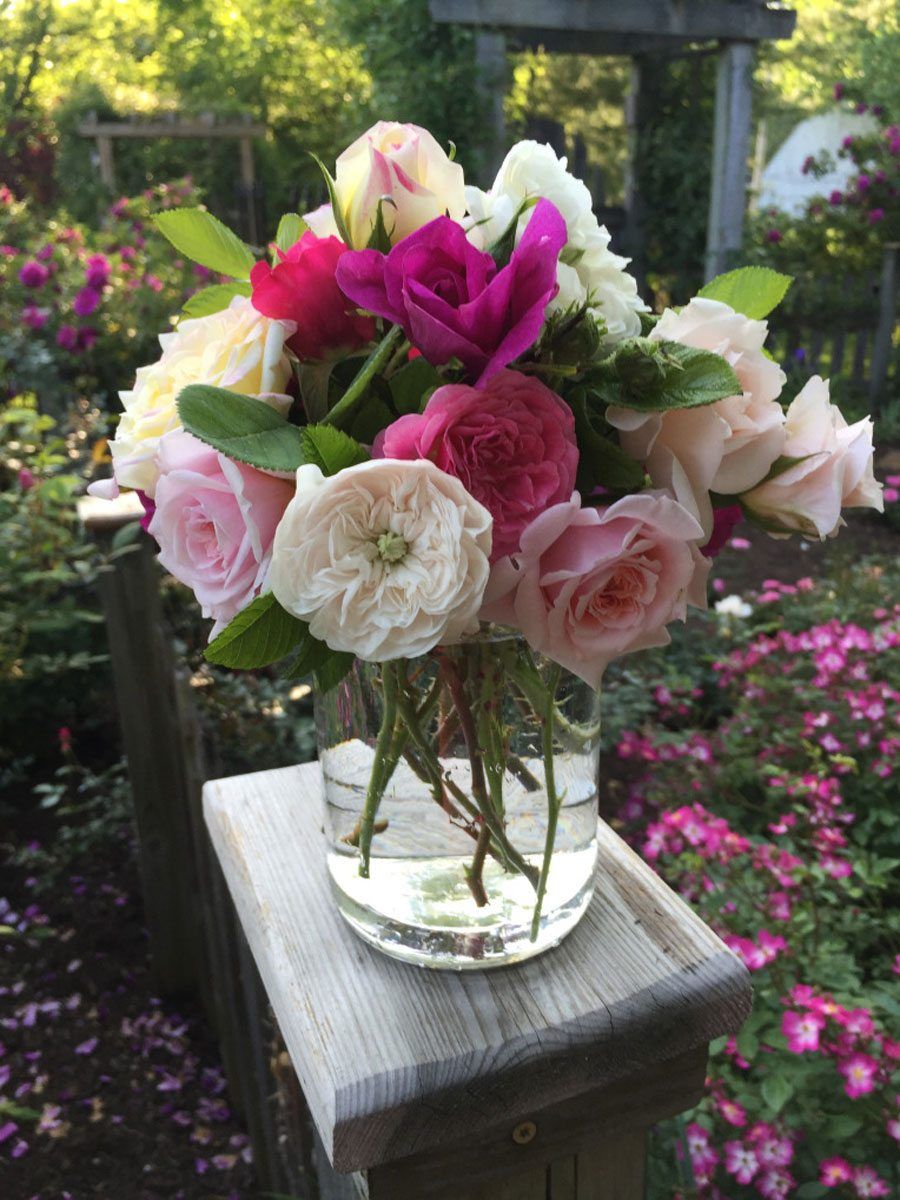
92, 121, 883, 968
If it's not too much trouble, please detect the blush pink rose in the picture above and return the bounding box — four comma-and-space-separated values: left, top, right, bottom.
607, 298, 787, 538
374, 370, 578, 559
250, 231, 374, 361
148, 430, 294, 636
741, 375, 882, 538
481, 492, 709, 687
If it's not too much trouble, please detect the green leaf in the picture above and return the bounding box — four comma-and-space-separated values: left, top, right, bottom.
154, 209, 256, 280
205, 593, 308, 669
177, 385, 304, 472
314, 651, 355, 693
309, 152, 354, 247
296, 360, 337, 424
570, 388, 645, 493
274, 212, 308, 252
282, 627, 331, 680
594, 338, 742, 413
795, 1184, 828, 1200
698, 266, 793, 319
827, 1115, 863, 1138
324, 324, 403, 428
300, 425, 368, 476
735, 1027, 759, 1061
181, 281, 251, 320
389, 356, 443, 416
760, 1074, 794, 1115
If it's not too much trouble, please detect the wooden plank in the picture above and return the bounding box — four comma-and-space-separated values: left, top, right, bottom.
428, 0, 797, 42
830, 329, 846, 376
550, 1157, 578, 1198
852, 327, 870, 383
78, 491, 145, 532
204, 764, 750, 1174
870, 243, 898, 411
576, 1132, 646, 1200
475, 31, 508, 184
705, 41, 755, 280
365, 1047, 706, 1200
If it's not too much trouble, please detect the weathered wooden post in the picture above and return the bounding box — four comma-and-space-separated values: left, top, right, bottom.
870, 242, 898, 413
205, 762, 752, 1199
705, 40, 755, 281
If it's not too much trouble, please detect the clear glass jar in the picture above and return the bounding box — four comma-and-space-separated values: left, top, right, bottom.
315, 630, 601, 969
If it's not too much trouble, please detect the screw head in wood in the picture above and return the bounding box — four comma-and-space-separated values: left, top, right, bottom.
512, 1120, 537, 1145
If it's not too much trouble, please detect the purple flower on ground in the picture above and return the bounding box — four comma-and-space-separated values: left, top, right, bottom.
84, 253, 110, 288
56, 326, 78, 351
868, 208, 885, 223
336, 199, 567, 384
0, 1120, 17, 1143
856, 174, 871, 192
19, 261, 49, 288
833, 82, 845, 100
765, 229, 783, 244
75, 1037, 98, 1056
829, 190, 843, 206
73, 286, 101, 316
855, 101, 868, 113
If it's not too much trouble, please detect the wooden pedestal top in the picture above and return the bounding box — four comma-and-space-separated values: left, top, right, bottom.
204, 764, 750, 1174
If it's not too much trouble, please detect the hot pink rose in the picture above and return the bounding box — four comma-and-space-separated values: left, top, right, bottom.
148, 430, 294, 636
250, 232, 375, 361
482, 492, 709, 687
374, 370, 578, 559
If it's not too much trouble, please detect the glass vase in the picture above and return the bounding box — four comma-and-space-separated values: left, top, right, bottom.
315, 630, 601, 970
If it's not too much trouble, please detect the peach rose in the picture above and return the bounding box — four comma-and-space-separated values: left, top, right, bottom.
741, 375, 882, 538
481, 492, 709, 688
304, 121, 465, 249
607, 298, 787, 537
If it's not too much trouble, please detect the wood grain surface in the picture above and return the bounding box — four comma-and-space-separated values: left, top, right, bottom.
204, 763, 750, 1174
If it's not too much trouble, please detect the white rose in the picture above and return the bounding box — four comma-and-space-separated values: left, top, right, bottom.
110, 297, 293, 497
270, 459, 492, 661
715, 595, 753, 619
304, 121, 466, 249
465, 139, 647, 340
607, 297, 787, 538
741, 375, 882, 539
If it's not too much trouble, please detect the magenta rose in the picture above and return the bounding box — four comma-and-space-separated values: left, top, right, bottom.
375, 370, 578, 559
481, 492, 709, 687
335, 199, 566, 384
148, 430, 294, 636
250, 231, 375, 361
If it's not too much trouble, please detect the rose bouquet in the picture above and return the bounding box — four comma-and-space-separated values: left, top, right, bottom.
92, 122, 882, 968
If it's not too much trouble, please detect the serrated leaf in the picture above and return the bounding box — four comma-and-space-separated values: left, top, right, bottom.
698, 266, 793, 319
181, 281, 251, 320
154, 209, 256, 280
300, 425, 368, 477
599, 339, 742, 412
205, 593, 308, 668
570, 388, 646, 493
760, 1073, 794, 1115
282, 628, 332, 680
389, 356, 443, 416
309, 152, 354, 247
324, 324, 404, 428
314, 651, 354, 693
177, 385, 304, 471
274, 212, 308, 252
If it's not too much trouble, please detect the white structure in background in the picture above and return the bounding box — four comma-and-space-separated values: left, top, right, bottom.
758, 110, 878, 216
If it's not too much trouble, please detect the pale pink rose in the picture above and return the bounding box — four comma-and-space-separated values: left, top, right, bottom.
607, 298, 786, 538
304, 121, 465, 248
374, 370, 578, 559
741, 375, 882, 538
481, 492, 709, 687
148, 430, 294, 636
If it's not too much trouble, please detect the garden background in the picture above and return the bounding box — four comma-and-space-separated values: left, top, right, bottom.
1, 2, 898, 1198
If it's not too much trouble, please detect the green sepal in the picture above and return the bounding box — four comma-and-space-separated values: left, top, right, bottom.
309, 152, 354, 248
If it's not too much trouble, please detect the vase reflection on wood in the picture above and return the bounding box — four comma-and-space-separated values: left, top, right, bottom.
315, 629, 601, 969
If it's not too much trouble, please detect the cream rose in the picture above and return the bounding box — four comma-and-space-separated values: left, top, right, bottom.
304, 121, 466, 249
110, 297, 294, 497
741, 375, 882, 538
607, 297, 787, 538
465, 140, 646, 340
270, 459, 492, 661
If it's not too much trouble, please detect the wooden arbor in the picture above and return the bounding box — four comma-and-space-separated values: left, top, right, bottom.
430, 0, 797, 280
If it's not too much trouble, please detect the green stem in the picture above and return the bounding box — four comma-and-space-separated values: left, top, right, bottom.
503, 647, 600, 751
357, 661, 400, 877
531, 665, 563, 940
323, 324, 403, 429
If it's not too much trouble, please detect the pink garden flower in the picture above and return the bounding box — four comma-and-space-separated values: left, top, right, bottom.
18, 260, 49, 288
481, 491, 708, 687
336, 199, 566, 385
250, 231, 375, 361
148, 429, 294, 637
375, 370, 578, 559
837, 1052, 879, 1099
73, 286, 101, 316
724, 1140, 759, 1183
853, 1166, 890, 1198
820, 1157, 853, 1186
782, 1009, 825, 1053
